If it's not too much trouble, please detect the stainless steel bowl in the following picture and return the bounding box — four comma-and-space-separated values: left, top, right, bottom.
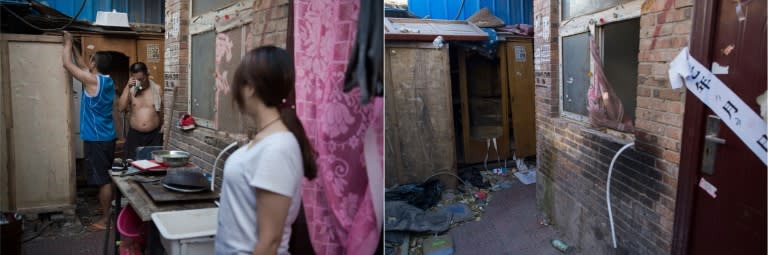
151, 150, 171, 163
162, 150, 190, 167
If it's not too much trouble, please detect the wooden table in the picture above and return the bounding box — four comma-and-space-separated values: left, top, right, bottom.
110, 174, 217, 255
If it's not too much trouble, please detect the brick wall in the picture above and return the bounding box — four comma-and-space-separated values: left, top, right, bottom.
162, 0, 290, 185
533, 0, 693, 254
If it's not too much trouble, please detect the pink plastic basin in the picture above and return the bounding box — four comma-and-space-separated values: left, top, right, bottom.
117, 205, 145, 238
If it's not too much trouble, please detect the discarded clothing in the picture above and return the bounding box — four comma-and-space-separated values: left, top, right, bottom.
385, 179, 444, 210
385, 201, 451, 233
495, 24, 534, 36
458, 167, 490, 190
343, 0, 383, 104
438, 203, 474, 224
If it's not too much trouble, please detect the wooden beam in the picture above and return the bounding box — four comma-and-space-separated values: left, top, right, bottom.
458, 50, 470, 163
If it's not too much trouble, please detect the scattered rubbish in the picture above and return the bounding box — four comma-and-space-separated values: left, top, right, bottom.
422, 234, 454, 255
467, 8, 505, 28
551, 239, 571, 253
439, 203, 474, 224
458, 167, 490, 189
499, 181, 513, 189
711, 62, 729, 75
475, 191, 488, 201
539, 217, 551, 226
492, 167, 508, 175
440, 190, 456, 201
721, 44, 735, 55
386, 179, 445, 210
385, 201, 452, 233
432, 36, 445, 49
514, 170, 536, 185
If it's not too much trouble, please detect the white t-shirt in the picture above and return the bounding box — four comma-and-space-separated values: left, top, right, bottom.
215, 132, 304, 255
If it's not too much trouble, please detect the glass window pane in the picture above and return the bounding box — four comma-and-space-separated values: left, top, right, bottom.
562, 32, 590, 116
191, 31, 216, 121
603, 19, 640, 121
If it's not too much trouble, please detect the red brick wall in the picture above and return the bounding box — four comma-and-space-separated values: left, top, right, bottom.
162, 0, 290, 185
533, 0, 693, 253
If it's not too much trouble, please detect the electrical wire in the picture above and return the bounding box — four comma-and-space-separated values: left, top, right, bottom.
1, 0, 87, 32
453, 0, 466, 20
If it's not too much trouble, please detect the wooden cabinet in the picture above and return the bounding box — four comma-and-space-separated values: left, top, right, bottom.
385, 42, 457, 187
458, 37, 536, 164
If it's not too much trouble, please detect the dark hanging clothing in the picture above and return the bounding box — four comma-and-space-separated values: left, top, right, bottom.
343, 0, 383, 104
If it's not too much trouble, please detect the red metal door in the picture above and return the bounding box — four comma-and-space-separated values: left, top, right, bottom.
687, 0, 766, 254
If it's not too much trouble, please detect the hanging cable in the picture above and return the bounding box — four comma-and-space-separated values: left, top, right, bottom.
2, 0, 87, 32
453, 0, 466, 20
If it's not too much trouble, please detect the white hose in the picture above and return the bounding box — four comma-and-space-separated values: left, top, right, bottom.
607, 142, 634, 248
211, 142, 240, 191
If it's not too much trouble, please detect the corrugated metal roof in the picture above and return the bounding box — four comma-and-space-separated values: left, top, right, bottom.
36, 0, 164, 24
407, 0, 532, 25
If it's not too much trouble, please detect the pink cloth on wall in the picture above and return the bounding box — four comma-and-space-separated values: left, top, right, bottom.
293, 0, 382, 254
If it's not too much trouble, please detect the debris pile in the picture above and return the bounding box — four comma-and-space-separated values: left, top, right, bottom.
385, 160, 536, 255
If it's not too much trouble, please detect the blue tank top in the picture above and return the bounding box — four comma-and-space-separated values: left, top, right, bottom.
80, 74, 116, 141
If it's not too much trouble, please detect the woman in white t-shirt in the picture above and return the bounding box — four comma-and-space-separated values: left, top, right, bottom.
215, 46, 317, 255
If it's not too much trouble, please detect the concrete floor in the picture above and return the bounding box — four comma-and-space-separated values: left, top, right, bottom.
450, 181, 562, 255
21, 187, 116, 255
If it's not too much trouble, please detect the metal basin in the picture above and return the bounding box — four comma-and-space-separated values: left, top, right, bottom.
162, 151, 190, 167
152, 150, 171, 163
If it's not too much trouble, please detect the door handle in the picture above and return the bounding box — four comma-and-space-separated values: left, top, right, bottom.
705, 135, 725, 145
701, 115, 724, 175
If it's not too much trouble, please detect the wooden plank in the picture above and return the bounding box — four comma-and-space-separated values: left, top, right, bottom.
112, 175, 216, 222
506, 39, 537, 158
499, 44, 510, 160
0, 34, 63, 43
385, 44, 457, 187
8, 41, 74, 210
385, 18, 488, 41
458, 50, 471, 164
0, 39, 9, 210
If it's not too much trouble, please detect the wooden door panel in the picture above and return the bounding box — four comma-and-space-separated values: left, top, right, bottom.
8, 40, 74, 210
688, 0, 766, 254
506, 40, 536, 158
384, 43, 457, 187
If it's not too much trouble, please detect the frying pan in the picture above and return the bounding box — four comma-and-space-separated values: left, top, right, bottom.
162, 169, 209, 193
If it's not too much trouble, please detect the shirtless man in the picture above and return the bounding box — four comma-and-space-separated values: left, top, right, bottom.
118, 62, 163, 160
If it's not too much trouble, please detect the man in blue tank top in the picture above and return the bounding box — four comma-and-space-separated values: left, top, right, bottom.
62, 32, 116, 231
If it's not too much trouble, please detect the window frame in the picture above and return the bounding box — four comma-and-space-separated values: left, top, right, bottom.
557, 0, 644, 123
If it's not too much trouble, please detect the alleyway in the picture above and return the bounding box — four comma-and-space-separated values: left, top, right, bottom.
450, 180, 559, 255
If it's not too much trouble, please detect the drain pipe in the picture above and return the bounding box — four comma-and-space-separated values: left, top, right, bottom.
211, 142, 240, 192
607, 142, 634, 248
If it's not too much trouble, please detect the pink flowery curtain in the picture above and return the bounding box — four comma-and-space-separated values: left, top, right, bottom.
587, 37, 634, 132
294, 0, 382, 254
